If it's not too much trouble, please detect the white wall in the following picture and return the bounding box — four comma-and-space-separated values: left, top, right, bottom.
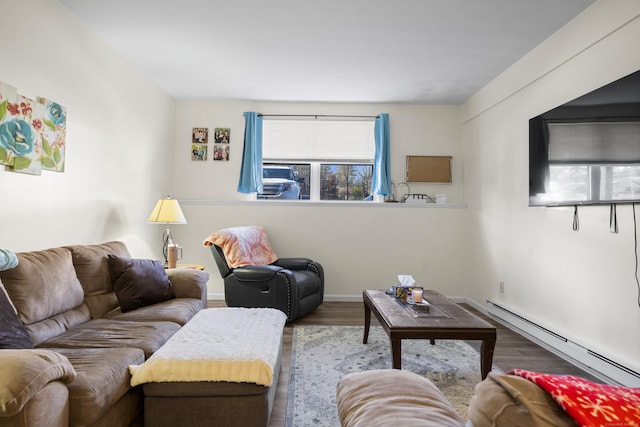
0, 0, 175, 256
460, 1, 640, 376
170, 101, 468, 299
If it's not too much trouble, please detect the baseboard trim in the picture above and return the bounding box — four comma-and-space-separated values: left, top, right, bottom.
208, 293, 466, 303
321, 294, 468, 303
481, 299, 640, 387
207, 293, 365, 302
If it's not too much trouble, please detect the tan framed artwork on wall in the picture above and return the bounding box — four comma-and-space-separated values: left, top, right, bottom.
406, 155, 452, 183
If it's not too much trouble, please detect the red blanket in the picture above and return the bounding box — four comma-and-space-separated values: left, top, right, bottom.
509, 369, 640, 427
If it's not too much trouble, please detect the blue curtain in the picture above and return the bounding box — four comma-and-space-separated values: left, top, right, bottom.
372, 113, 391, 196
237, 112, 263, 194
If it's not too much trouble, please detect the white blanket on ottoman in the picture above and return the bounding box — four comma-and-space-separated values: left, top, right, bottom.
129, 307, 286, 387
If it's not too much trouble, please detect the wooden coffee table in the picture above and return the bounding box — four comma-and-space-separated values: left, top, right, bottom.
363, 289, 497, 379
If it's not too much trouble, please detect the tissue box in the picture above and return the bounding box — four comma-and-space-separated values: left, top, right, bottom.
393, 285, 421, 302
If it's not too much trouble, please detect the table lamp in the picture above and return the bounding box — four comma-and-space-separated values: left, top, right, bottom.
147, 196, 187, 266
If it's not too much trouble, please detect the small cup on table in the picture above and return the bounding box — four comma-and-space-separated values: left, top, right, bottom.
411, 288, 423, 304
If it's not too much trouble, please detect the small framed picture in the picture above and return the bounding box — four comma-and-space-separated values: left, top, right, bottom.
213, 144, 229, 161
192, 127, 208, 144
214, 128, 230, 144
191, 144, 208, 161
191, 128, 208, 160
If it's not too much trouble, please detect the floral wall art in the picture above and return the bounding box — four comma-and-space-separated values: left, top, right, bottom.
0, 81, 66, 175
39, 98, 66, 172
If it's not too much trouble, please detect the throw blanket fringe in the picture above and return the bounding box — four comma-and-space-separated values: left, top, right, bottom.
509, 369, 640, 427
130, 308, 286, 387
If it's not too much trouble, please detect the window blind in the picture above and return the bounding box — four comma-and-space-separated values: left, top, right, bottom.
549, 122, 640, 162
262, 119, 375, 161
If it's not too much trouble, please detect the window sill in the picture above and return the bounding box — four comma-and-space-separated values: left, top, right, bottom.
181, 199, 467, 208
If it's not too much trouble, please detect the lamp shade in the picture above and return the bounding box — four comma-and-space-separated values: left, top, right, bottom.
147, 197, 187, 224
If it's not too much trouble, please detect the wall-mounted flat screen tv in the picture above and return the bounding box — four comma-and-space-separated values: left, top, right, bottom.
529, 69, 640, 207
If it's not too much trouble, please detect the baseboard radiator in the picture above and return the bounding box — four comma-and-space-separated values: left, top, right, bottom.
486, 300, 640, 387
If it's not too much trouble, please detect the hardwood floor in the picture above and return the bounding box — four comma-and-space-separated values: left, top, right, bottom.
207, 300, 600, 426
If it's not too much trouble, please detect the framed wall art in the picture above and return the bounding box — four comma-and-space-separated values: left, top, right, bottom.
213, 144, 229, 161
191, 127, 208, 161
38, 97, 67, 172
213, 127, 230, 161
406, 155, 452, 183
214, 128, 229, 144
0, 81, 66, 176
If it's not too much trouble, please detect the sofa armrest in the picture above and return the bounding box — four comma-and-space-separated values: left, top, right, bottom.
0, 350, 76, 417
166, 269, 209, 308
467, 372, 576, 427
275, 258, 324, 287
273, 258, 314, 270
232, 265, 283, 282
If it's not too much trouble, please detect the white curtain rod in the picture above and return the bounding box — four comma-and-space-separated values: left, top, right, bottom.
257, 114, 380, 119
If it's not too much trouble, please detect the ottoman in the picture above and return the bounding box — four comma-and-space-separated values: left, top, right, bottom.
130, 307, 287, 427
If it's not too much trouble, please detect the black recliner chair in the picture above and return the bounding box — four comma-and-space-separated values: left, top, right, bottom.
205, 228, 324, 322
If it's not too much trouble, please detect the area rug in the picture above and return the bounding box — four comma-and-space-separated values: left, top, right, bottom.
285, 325, 487, 427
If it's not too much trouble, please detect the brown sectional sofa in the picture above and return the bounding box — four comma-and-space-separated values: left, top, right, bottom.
0, 241, 209, 427
336, 369, 578, 427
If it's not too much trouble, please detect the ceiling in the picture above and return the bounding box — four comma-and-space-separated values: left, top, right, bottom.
59, 0, 595, 105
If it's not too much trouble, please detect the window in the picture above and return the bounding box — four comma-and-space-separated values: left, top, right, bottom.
320, 164, 373, 200
538, 122, 640, 204
261, 118, 375, 201
545, 164, 640, 204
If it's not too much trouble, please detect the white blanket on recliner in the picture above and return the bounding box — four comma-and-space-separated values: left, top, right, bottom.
129, 307, 286, 387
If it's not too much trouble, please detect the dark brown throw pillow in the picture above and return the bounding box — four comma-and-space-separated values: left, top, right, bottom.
0, 287, 34, 349
107, 255, 175, 313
